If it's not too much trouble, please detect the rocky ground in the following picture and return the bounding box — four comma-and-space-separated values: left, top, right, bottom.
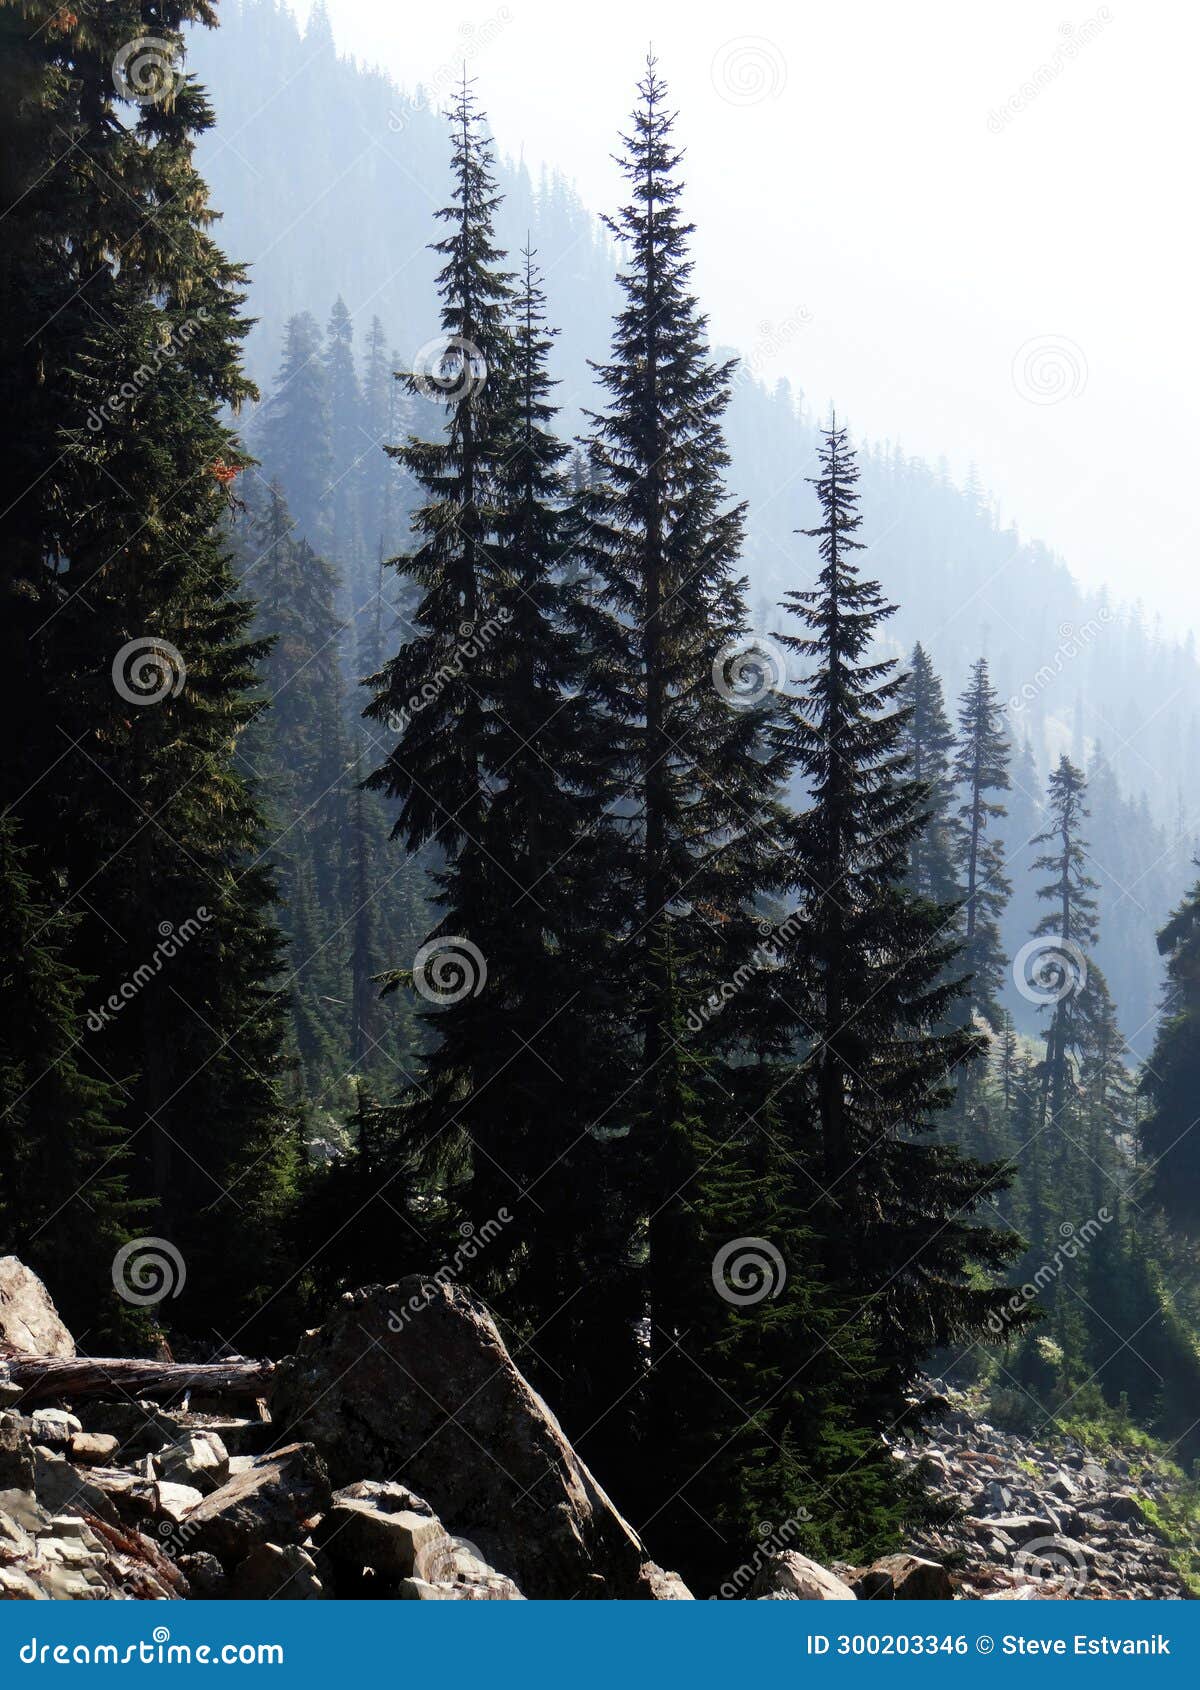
891, 1380, 1192, 1600
0, 1257, 1193, 1601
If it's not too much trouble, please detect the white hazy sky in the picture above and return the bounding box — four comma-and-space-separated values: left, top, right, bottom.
292, 0, 1198, 635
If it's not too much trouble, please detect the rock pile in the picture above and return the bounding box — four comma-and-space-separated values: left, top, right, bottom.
894, 1381, 1190, 1600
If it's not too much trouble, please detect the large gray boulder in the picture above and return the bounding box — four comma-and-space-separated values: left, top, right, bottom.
275, 1281, 652, 1600
0, 1258, 75, 1358
751, 1552, 858, 1600
182, 1443, 330, 1567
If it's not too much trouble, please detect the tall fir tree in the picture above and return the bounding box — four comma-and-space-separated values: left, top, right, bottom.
1139, 873, 1200, 1231
1029, 755, 1098, 1136
774, 420, 1025, 1443
953, 657, 1012, 1028
898, 643, 961, 907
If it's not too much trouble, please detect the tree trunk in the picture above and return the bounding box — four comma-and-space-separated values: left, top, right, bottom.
1, 1353, 274, 1405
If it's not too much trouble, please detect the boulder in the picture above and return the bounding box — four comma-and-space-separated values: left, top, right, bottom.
750, 1552, 857, 1600
0, 1258, 75, 1357
30, 1408, 81, 1449
635, 1561, 694, 1599
276, 1282, 649, 1599
318, 1494, 452, 1580
0, 1413, 34, 1490
182, 1442, 330, 1567
177, 1551, 228, 1600
228, 1541, 331, 1599
31, 1449, 118, 1523
67, 1432, 119, 1467
853, 1553, 952, 1600
155, 1431, 230, 1494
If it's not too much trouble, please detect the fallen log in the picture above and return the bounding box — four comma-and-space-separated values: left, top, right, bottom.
0, 1353, 275, 1405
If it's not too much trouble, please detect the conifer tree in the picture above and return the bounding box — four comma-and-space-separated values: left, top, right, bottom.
774, 420, 1024, 1435
324, 296, 365, 599
1029, 755, 1098, 1135
0, 1, 299, 1339
580, 59, 793, 1414
953, 658, 1012, 1028
256, 310, 333, 547
1140, 874, 1200, 1230
898, 643, 961, 906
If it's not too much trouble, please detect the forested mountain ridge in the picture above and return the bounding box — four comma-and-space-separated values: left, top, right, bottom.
190, 0, 1198, 1056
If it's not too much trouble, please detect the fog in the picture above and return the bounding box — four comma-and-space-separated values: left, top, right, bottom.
285, 0, 1198, 636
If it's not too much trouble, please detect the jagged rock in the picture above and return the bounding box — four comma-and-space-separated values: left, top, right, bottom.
634, 1562, 694, 1599
335, 1477, 436, 1516
0, 1413, 34, 1489
968, 1513, 1057, 1546
153, 1480, 204, 1524
155, 1431, 230, 1494
30, 1408, 81, 1449
853, 1553, 953, 1600
68, 1432, 120, 1467
750, 1552, 857, 1600
228, 1541, 331, 1599
177, 1552, 228, 1599
319, 1495, 452, 1580
31, 1449, 118, 1523
0, 1258, 76, 1357
74, 1401, 169, 1457
276, 1282, 649, 1599
182, 1442, 330, 1566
